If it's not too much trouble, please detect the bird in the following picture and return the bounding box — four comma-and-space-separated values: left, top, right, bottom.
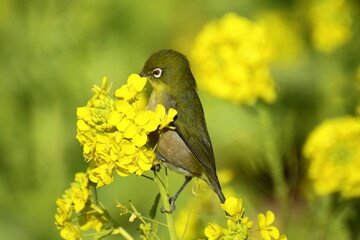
139, 49, 225, 212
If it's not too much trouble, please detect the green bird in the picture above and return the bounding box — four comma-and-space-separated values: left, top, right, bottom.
139, 49, 226, 212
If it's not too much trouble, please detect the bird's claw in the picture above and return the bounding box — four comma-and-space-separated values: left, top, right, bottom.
160, 196, 176, 213
151, 164, 161, 172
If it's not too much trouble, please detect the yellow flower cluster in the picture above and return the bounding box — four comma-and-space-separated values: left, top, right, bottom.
304, 116, 360, 198
204, 197, 252, 240
307, 0, 353, 53
76, 75, 177, 187
204, 197, 286, 240
55, 172, 109, 240
191, 13, 276, 105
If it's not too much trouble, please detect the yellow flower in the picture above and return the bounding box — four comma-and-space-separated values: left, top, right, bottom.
191, 13, 276, 105
204, 223, 224, 240
175, 173, 240, 239
303, 116, 360, 197
203, 197, 285, 240
60, 222, 82, 240
55, 173, 91, 231
155, 104, 177, 130
55, 192, 73, 227
55, 172, 112, 239
221, 197, 244, 221
78, 204, 108, 232
79, 214, 105, 232
76, 75, 177, 187
307, 0, 353, 53
88, 162, 114, 187
70, 173, 90, 213
203, 197, 253, 240
76, 77, 115, 164
115, 74, 147, 101
257, 211, 280, 240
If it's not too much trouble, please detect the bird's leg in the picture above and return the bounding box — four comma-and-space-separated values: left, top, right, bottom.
161, 176, 192, 213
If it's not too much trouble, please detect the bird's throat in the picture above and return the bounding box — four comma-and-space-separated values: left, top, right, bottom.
147, 91, 159, 111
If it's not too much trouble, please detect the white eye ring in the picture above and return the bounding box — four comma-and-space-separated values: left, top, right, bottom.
152, 68, 162, 78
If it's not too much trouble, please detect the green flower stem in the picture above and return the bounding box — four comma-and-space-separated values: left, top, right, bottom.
153, 171, 178, 240
257, 105, 288, 210
90, 185, 134, 239
129, 201, 168, 227
112, 227, 134, 240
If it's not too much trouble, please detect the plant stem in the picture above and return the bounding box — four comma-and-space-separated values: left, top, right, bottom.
129, 201, 168, 227
112, 227, 134, 240
257, 105, 288, 210
153, 171, 178, 240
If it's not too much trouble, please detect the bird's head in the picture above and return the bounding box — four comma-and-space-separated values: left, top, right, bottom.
139, 49, 196, 93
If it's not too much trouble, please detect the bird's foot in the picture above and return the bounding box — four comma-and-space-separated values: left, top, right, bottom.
160, 196, 176, 213
151, 164, 161, 172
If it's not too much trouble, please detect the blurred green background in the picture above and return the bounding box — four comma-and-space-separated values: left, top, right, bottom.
1, 0, 359, 239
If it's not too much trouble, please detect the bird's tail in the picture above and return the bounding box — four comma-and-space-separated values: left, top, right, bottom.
205, 174, 226, 203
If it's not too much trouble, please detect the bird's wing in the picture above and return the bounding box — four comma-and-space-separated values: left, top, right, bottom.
161, 90, 225, 202
172, 92, 218, 183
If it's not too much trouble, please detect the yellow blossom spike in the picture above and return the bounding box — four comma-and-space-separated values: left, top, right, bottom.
308, 0, 353, 53
55, 172, 112, 239
191, 13, 276, 105
303, 116, 360, 198
76, 75, 177, 189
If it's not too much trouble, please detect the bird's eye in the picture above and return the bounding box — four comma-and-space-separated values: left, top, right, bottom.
152, 68, 162, 78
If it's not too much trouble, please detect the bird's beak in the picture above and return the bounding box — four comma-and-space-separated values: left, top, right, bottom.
139, 73, 149, 78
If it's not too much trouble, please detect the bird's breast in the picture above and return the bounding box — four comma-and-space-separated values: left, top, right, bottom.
156, 129, 205, 179
147, 91, 158, 112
